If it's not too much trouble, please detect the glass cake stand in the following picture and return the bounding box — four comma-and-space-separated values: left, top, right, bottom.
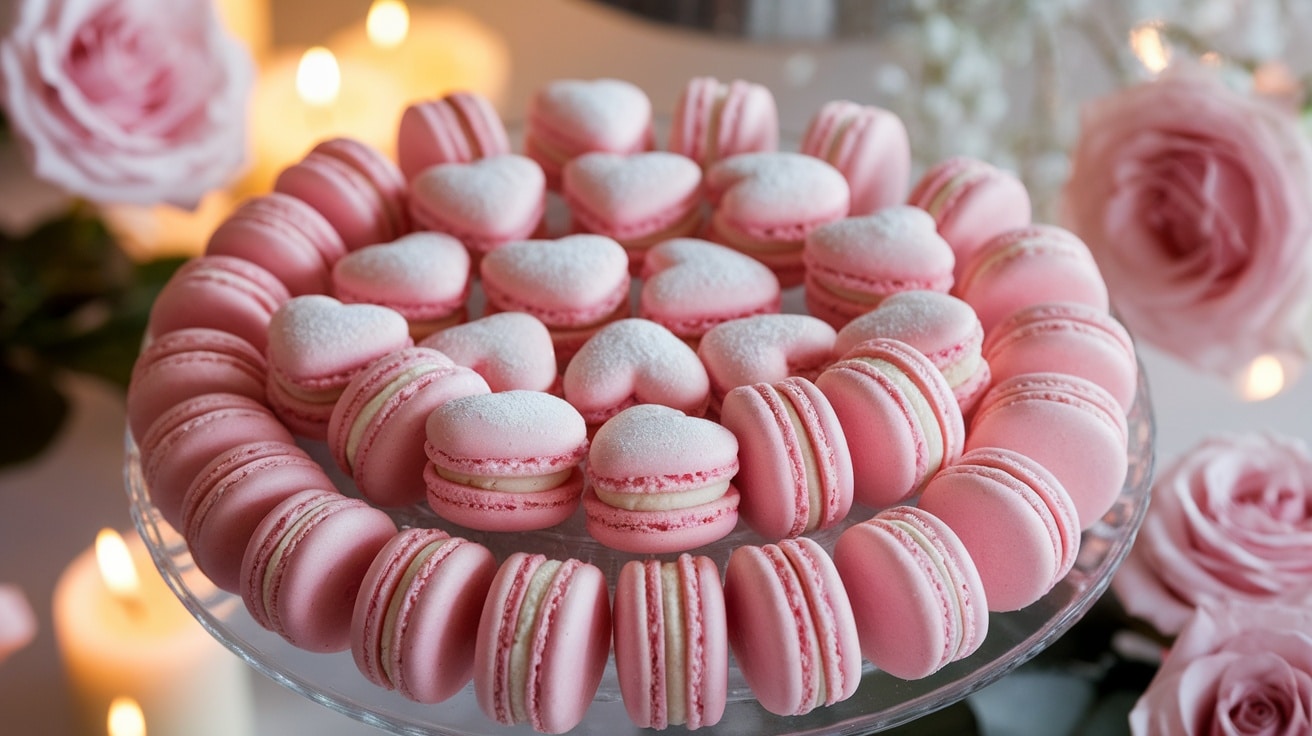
126, 351, 1154, 736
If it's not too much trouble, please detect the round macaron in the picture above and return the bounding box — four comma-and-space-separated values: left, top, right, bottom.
800, 99, 910, 215
206, 192, 347, 296
331, 232, 472, 340
638, 237, 781, 345
351, 528, 497, 703
418, 312, 558, 394
697, 314, 838, 410
146, 255, 290, 353
273, 137, 409, 250
723, 537, 862, 716
668, 76, 778, 170
396, 91, 511, 182
240, 489, 397, 653
908, 156, 1032, 282
473, 553, 612, 734
424, 390, 590, 532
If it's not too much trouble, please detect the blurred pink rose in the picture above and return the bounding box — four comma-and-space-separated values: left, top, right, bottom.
0, 0, 253, 208
1130, 601, 1312, 736
1113, 432, 1312, 636
0, 584, 35, 665
1060, 65, 1312, 378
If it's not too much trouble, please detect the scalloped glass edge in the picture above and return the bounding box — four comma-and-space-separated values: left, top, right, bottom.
126, 359, 1154, 736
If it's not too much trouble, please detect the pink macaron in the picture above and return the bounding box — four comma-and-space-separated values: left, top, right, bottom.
800, 100, 911, 215
126, 327, 268, 443
473, 552, 612, 734
264, 294, 414, 440
408, 154, 547, 260
723, 537, 862, 716
982, 301, 1137, 411
583, 404, 740, 554
613, 555, 728, 730
181, 440, 335, 593
967, 372, 1129, 529
638, 237, 781, 345
524, 78, 654, 188
562, 318, 711, 427
816, 338, 965, 509
206, 192, 347, 296
908, 156, 1032, 282
396, 91, 511, 182
424, 390, 589, 532
719, 377, 854, 541
697, 314, 838, 410
329, 347, 490, 507
955, 224, 1109, 333
240, 489, 397, 652
351, 528, 497, 703
704, 152, 850, 287
919, 447, 1081, 611
331, 232, 472, 340
273, 137, 409, 250
803, 205, 956, 329
418, 312, 558, 393
669, 76, 778, 169
833, 505, 989, 680
146, 255, 290, 353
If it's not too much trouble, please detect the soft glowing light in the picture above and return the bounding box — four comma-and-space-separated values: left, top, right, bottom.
1130, 21, 1172, 74
107, 696, 146, 736
94, 529, 141, 604
296, 47, 341, 107
1241, 354, 1286, 401
367, 0, 410, 49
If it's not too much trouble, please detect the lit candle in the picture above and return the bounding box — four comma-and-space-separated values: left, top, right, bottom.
108, 697, 146, 736
53, 529, 253, 736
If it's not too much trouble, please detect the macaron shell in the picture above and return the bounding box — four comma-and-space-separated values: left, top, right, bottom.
586, 404, 738, 494
397, 92, 510, 181
479, 234, 631, 329
802, 206, 954, 310
801, 100, 910, 216
419, 312, 558, 393
908, 157, 1032, 280
582, 485, 741, 554
562, 151, 704, 253
697, 313, 838, 402
423, 390, 587, 478
331, 232, 472, 325
562, 318, 711, 424
206, 192, 346, 296
638, 238, 781, 341
425, 463, 584, 532
274, 147, 396, 250
408, 154, 547, 254
147, 255, 290, 352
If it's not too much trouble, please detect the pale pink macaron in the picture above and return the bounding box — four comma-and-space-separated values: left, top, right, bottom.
719, 377, 854, 541
816, 338, 965, 509
562, 318, 711, 427
803, 205, 955, 329
396, 91, 511, 182
668, 76, 778, 169
800, 100, 911, 215
955, 224, 1110, 333
638, 238, 781, 345
833, 505, 989, 680
240, 489, 397, 652
908, 156, 1032, 282
408, 154, 546, 260
583, 404, 740, 554
524, 77, 654, 188
137, 392, 294, 531
704, 152, 850, 287
697, 314, 838, 410
723, 537, 862, 716
614, 555, 728, 730
264, 295, 414, 440
331, 232, 472, 340
425, 390, 589, 532
181, 440, 334, 593
273, 137, 409, 250
126, 327, 268, 443
480, 234, 631, 365
206, 192, 347, 296
419, 312, 557, 393
351, 528, 497, 703
473, 552, 611, 734
147, 255, 290, 353
329, 347, 490, 507
919, 447, 1081, 612
967, 372, 1129, 529
835, 290, 991, 417
562, 151, 704, 272
982, 301, 1137, 411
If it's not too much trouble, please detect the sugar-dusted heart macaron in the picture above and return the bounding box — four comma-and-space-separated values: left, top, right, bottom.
419, 312, 557, 393
697, 314, 838, 409
583, 404, 740, 554
332, 232, 471, 340
525, 77, 654, 187
408, 154, 546, 259
638, 238, 781, 344
562, 318, 710, 427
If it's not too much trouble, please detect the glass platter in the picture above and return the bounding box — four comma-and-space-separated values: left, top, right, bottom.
126, 307, 1155, 736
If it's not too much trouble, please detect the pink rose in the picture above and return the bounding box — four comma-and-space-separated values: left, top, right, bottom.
0, 584, 35, 665
1112, 432, 1312, 636
0, 0, 253, 208
1060, 65, 1312, 377
1130, 601, 1312, 736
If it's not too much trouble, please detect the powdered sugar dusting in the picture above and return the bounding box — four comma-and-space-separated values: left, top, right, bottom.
429, 390, 586, 460
641, 238, 779, 306
420, 313, 556, 392
588, 403, 737, 479
565, 151, 701, 218
563, 319, 709, 414
535, 79, 652, 150
333, 233, 470, 299
481, 235, 630, 308
267, 295, 410, 378
708, 152, 848, 225
410, 155, 545, 229
806, 206, 950, 271
699, 314, 837, 389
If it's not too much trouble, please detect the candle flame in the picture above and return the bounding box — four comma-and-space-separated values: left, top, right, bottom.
367, 0, 410, 49
1241, 354, 1286, 401
95, 529, 141, 603
1130, 21, 1171, 74
296, 47, 341, 107
107, 696, 146, 736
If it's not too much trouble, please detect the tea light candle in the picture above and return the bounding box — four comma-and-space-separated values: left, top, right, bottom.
53, 529, 253, 736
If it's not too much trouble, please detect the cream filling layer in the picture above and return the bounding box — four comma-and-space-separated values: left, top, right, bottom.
939, 352, 983, 390
594, 480, 730, 511
886, 518, 963, 663
704, 84, 729, 162
778, 394, 824, 532
347, 364, 443, 471
925, 168, 985, 220
262, 495, 337, 620
509, 560, 563, 724
662, 564, 688, 726
436, 466, 573, 493
380, 539, 451, 686
851, 357, 945, 480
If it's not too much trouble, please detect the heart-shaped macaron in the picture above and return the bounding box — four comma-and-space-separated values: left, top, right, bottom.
639, 238, 780, 341
408, 154, 546, 254
564, 152, 702, 237
419, 312, 558, 393
479, 234, 630, 326
532, 79, 653, 153
588, 404, 738, 490
267, 295, 412, 385
563, 318, 710, 425
332, 232, 471, 334
697, 313, 838, 402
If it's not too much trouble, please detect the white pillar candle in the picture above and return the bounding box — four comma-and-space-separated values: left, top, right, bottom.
53, 529, 254, 736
